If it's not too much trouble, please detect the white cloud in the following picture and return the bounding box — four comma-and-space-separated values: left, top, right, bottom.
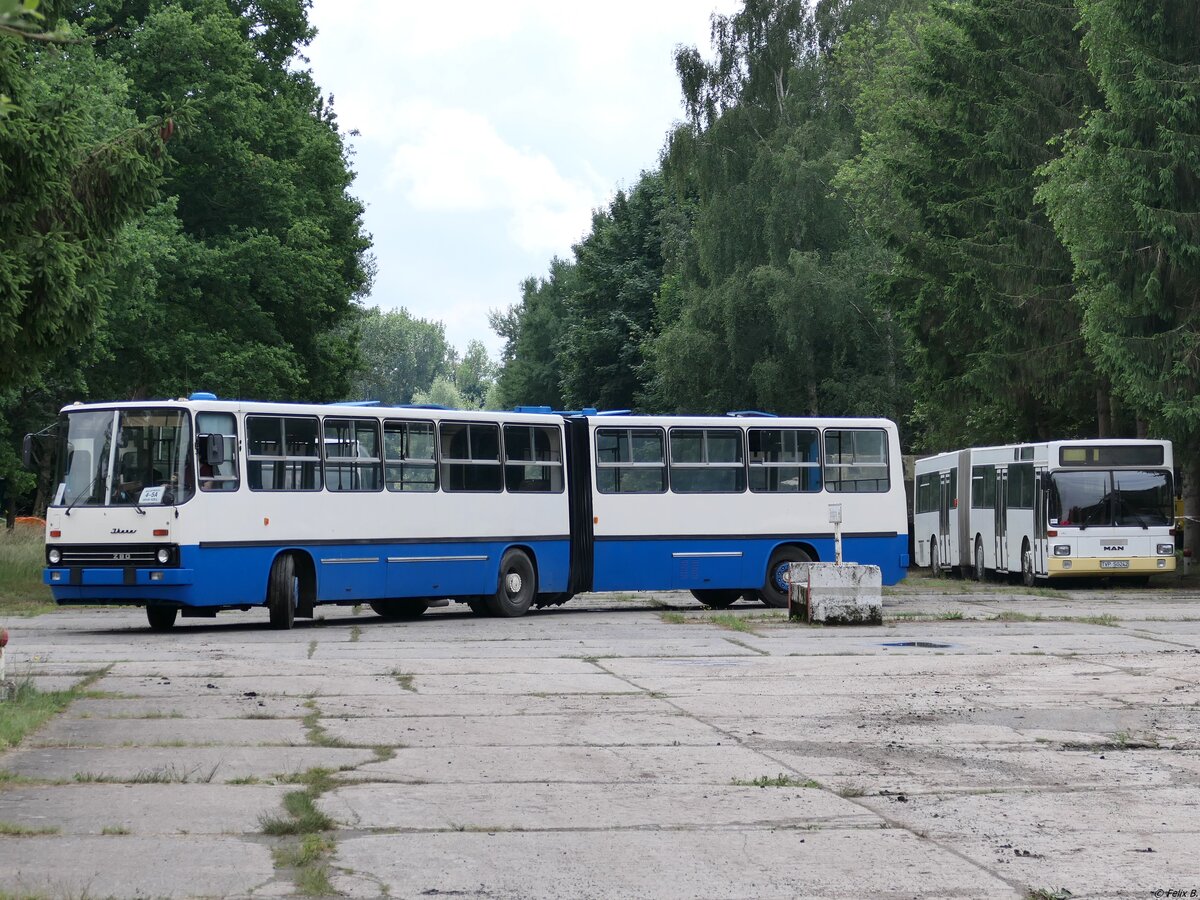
305, 0, 744, 355
384, 103, 600, 253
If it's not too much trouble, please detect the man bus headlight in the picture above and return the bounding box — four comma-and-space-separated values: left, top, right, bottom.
47, 548, 61, 565
1053, 545, 1071, 556
1157, 543, 1174, 556
157, 548, 171, 565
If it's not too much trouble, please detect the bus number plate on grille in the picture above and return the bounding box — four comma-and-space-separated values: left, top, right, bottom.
1100, 559, 1130, 569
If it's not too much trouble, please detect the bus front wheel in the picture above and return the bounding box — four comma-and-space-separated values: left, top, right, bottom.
1021, 541, 1036, 588
487, 549, 535, 618
146, 605, 177, 631
760, 546, 812, 608
268, 554, 297, 630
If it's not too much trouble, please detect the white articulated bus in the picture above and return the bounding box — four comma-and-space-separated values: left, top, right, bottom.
913, 439, 1176, 585
35, 395, 910, 629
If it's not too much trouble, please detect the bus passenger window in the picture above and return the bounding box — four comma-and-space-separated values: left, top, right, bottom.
247, 416, 322, 491
669, 428, 745, 493
823, 429, 889, 493
595, 428, 666, 493
323, 418, 382, 492
385, 420, 437, 491
440, 422, 502, 492
196, 412, 239, 492
748, 428, 821, 492
503, 424, 563, 492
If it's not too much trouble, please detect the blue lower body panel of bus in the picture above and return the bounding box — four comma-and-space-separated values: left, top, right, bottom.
46, 538, 572, 609
591, 533, 909, 591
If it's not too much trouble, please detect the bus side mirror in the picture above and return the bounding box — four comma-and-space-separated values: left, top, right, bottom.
198, 433, 227, 466
21, 433, 35, 471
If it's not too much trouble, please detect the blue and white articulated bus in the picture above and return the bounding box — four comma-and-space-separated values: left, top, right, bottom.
35, 395, 909, 629
914, 439, 1176, 585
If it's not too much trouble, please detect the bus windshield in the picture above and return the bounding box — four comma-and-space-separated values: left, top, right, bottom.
53, 409, 193, 508
1049, 469, 1172, 528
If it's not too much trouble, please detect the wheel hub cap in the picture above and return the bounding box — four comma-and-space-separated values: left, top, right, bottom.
506, 572, 523, 594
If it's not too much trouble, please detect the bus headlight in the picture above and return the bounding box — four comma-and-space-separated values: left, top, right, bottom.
1157, 543, 1174, 555
1053, 545, 1071, 556
47, 548, 61, 565
156, 548, 171, 565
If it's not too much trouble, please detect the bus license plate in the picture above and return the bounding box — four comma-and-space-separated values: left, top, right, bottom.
1100, 559, 1130, 569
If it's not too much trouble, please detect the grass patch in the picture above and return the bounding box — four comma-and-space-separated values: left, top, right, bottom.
261, 789, 335, 836
659, 612, 686, 625
0, 524, 54, 614
0, 820, 60, 836
301, 700, 348, 748
1072, 614, 1120, 627
274, 833, 337, 895
391, 671, 416, 692
706, 613, 757, 634
994, 611, 1044, 622
73, 763, 220, 784
835, 784, 867, 798
732, 774, 821, 788
349, 625, 361, 643
0, 669, 108, 750
101, 825, 130, 835
307, 640, 317, 660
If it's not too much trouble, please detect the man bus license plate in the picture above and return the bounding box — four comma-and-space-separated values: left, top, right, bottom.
1100, 559, 1129, 569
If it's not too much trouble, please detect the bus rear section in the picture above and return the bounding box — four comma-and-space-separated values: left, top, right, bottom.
580, 416, 910, 607
915, 440, 1176, 584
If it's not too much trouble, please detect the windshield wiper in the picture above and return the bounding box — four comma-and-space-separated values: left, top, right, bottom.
64, 473, 101, 517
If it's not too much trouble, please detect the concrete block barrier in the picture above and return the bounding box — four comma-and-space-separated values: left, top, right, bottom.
788, 562, 883, 625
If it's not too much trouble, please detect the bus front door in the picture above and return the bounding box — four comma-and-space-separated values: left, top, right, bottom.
995, 468, 1009, 572
938, 472, 953, 571
1034, 466, 1047, 577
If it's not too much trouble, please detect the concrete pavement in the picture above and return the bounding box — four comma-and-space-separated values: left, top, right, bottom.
0, 580, 1198, 898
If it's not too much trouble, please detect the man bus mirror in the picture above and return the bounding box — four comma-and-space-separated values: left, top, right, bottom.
198, 433, 226, 466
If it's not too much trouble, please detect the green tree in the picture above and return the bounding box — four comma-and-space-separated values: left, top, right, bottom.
76, 0, 371, 401
836, 0, 1103, 449
344, 306, 454, 406
559, 172, 666, 411
0, 16, 168, 391
454, 339, 497, 410
489, 259, 574, 411
645, 0, 909, 422
1038, 0, 1200, 535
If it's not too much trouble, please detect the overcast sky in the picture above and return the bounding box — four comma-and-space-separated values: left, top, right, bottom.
304, 1, 741, 359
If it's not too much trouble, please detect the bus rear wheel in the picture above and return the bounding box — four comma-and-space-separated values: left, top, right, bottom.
146, 605, 177, 631
268, 554, 297, 630
370, 600, 429, 620
760, 546, 812, 608
691, 589, 739, 609
487, 549, 535, 618
973, 539, 986, 582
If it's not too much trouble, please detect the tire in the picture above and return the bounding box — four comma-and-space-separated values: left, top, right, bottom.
974, 539, 986, 582
930, 540, 940, 574
760, 546, 813, 609
370, 599, 429, 620
486, 549, 536, 618
268, 554, 297, 630
691, 589, 739, 609
146, 605, 177, 631
1021, 541, 1036, 588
